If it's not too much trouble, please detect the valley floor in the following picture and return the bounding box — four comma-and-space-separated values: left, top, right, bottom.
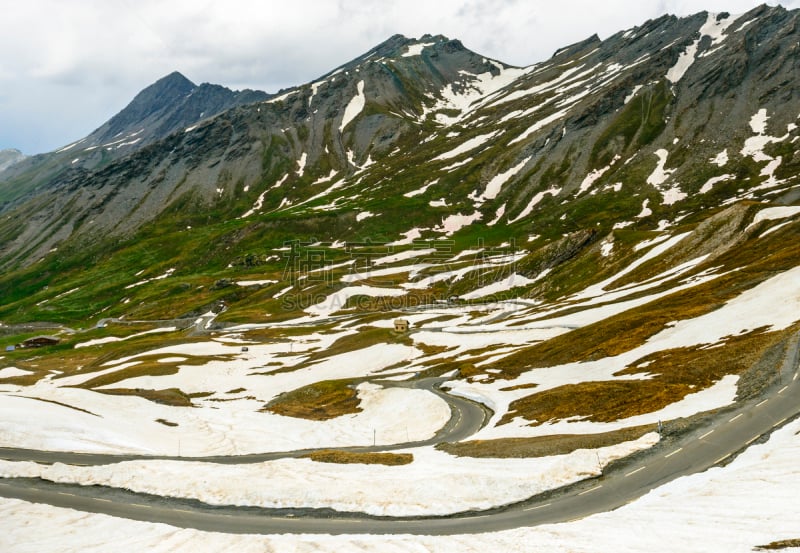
2, 216, 800, 550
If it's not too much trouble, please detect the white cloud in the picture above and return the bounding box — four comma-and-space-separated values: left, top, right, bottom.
0, 0, 796, 154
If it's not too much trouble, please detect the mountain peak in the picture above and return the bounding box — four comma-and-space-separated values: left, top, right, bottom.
86, 72, 198, 144
153, 71, 196, 92
77, 70, 267, 155
131, 71, 197, 110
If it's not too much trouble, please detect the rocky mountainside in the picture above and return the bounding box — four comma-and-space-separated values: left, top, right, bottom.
0, 73, 268, 216
0, 4, 798, 326
82, 71, 270, 153
3, 7, 800, 539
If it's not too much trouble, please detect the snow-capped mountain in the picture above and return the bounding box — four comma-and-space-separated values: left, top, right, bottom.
1, 9, 800, 548
0, 4, 797, 307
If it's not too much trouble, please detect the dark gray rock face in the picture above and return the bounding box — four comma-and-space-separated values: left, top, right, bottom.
84, 71, 270, 151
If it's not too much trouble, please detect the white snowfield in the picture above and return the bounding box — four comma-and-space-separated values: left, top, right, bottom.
0, 434, 657, 517
450, 264, 800, 440
2, 418, 798, 553
0, 341, 444, 455
3, 229, 797, 456
1, 205, 800, 550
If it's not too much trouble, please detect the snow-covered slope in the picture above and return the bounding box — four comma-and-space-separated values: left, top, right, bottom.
1, 6, 800, 550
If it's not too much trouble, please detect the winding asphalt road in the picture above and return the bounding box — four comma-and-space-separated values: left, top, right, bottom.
1, 336, 799, 535
0, 377, 489, 466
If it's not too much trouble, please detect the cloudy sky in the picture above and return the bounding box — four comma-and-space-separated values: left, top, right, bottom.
1, 0, 796, 154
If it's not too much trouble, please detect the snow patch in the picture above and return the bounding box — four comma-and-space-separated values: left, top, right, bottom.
0, 367, 33, 378
296, 153, 307, 177
388, 228, 425, 246
699, 174, 734, 194
339, 80, 366, 132
124, 268, 175, 290
434, 132, 498, 161
508, 108, 570, 145
461, 273, 538, 300
667, 13, 740, 84
401, 42, 435, 57
434, 212, 483, 236
404, 180, 437, 198
508, 186, 561, 223
746, 206, 800, 231
579, 156, 620, 194
637, 199, 652, 218
661, 185, 687, 205
749, 108, 769, 134
646, 149, 674, 186
624, 85, 643, 104
478, 157, 530, 201
710, 149, 729, 167
488, 203, 506, 226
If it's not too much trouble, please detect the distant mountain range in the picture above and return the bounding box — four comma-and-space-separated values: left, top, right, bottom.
0, 4, 798, 326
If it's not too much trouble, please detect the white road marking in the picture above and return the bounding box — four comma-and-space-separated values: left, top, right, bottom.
665, 447, 683, 458
523, 503, 551, 511
625, 466, 646, 477
779, 385, 788, 394
715, 453, 730, 464
578, 485, 602, 496
756, 399, 768, 407
94, 498, 112, 503
729, 413, 744, 422
746, 435, 760, 445
773, 417, 789, 428
794, 373, 798, 381
699, 429, 715, 440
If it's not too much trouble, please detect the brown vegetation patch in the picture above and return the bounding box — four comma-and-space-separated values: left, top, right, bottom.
0, 372, 45, 386
501, 380, 688, 426
12, 395, 99, 416
501, 326, 791, 426
98, 387, 194, 407
303, 450, 413, 466
490, 270, 784, 380
487, 208, 800, 380
155, 418, 179, 427
416, 343, 455, 357
437, 424, 654, 458
76, 361, 182, 389
755, 539, 800, 551
3, 349, 105, 385
263, 379, 362, 420
499, 382, 539, 392
75, 354, 232, 389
